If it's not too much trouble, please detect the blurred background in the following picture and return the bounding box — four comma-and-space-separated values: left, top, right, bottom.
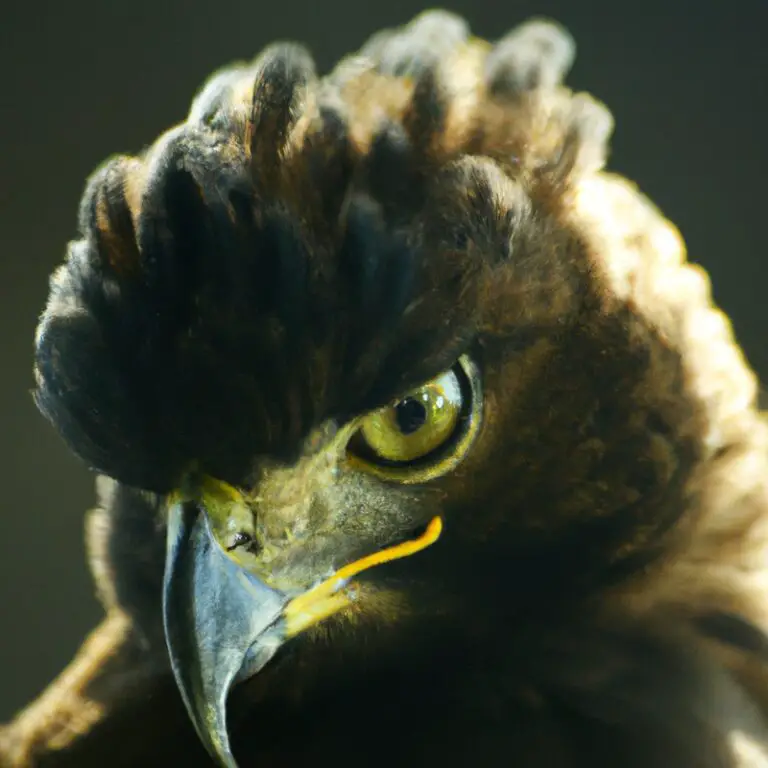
0, 0, 766, 720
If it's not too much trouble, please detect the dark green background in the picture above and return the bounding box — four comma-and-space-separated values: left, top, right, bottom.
1, 0, 766, 719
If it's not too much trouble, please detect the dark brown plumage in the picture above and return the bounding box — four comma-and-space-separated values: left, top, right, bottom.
2, 9, 768, 767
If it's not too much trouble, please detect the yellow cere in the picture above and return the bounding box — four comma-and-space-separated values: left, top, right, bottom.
359, 370, 463, 462
169, 474, 259, 570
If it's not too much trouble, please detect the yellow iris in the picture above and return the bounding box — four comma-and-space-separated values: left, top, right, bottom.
358, 370, 463, 462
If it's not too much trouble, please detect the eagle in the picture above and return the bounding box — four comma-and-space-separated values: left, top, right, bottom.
2, 9, 768, 768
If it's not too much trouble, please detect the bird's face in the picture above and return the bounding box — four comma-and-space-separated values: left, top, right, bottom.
160, 355, 485, 763
31, 11, 704, 768
157, 318, 683, 766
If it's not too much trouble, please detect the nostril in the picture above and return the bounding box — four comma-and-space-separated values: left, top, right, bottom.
226, 531, 260, 554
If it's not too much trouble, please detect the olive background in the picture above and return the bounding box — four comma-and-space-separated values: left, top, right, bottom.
0, 0, 766, 719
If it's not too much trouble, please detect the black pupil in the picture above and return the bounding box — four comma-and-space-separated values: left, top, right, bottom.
394, 397, 428, 435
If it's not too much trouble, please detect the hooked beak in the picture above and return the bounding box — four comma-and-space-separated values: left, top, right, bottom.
162, 487, 442, 768
162, 499, 285, 767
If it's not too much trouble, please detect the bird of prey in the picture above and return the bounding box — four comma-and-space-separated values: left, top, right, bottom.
2, 9, 768, 768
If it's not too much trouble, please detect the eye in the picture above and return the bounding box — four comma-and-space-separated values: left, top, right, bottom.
359, 372, 462, 462
346, 355, 482, 483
